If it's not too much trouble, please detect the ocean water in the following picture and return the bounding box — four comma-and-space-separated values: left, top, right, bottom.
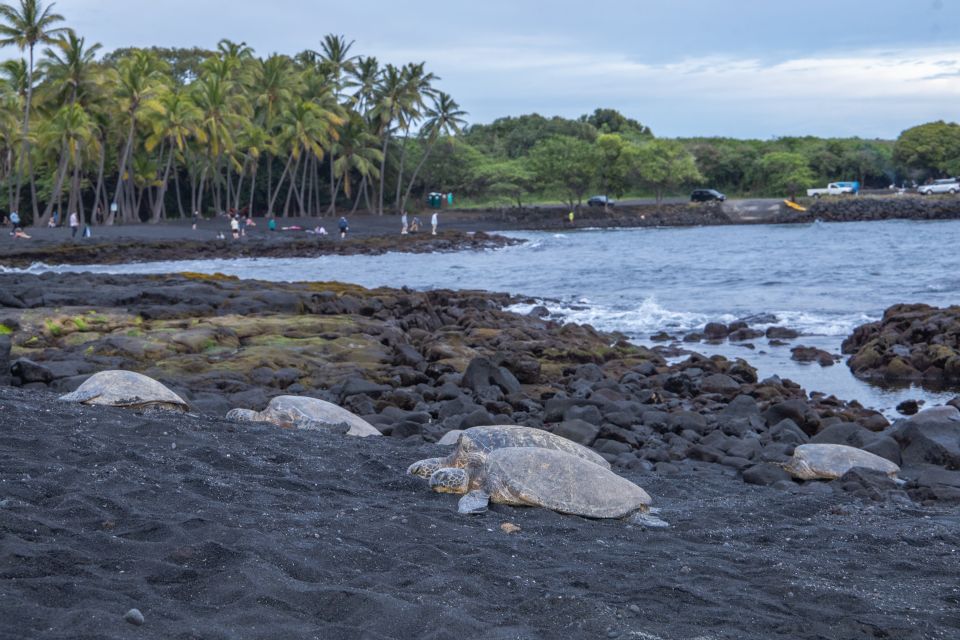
9, 218, 960, 417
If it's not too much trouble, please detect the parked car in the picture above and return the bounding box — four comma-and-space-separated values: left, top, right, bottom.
918, 178, 960, 195
587, 195, 615, 207
690, 189, 726, 202
806, 183, 856, 198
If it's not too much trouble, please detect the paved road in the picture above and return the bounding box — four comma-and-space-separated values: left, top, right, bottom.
721, 198, 785, 222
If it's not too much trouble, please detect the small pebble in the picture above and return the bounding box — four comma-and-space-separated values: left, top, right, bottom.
628, 604, 641, 614
124, 608, 144, 626
500, 522, 521, 534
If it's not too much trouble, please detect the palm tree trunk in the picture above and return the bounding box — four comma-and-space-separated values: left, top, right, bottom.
377, 133, 390, 215
39, 153, 69, 226
13, 43, 35, 220
268, 152, 295, 214
151, 146, 175, 222
351, 174, 366, 213
328, 153, 336, 215
113, 116, 136, 222
247, 162, 258, 216
401, 136, 438, 214
174, 164, 185, 218
394, 126, 410, 212
298, 153, 309, 215
91, 139, 106, 225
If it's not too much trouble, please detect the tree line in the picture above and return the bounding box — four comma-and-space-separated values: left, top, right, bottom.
0, 0, 956, 227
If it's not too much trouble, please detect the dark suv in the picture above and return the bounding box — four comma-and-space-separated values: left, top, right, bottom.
587, 195, 615, 207
690, 189, 726, 202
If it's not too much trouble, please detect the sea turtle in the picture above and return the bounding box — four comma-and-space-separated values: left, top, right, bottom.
783, 443, 900, 480
226, 395, 381, 437
428, 446, 667, 527
59, 370, 189, 412
408, 425, 610, 479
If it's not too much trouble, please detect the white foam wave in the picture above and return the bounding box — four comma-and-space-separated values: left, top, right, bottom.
507, 298, 877, 338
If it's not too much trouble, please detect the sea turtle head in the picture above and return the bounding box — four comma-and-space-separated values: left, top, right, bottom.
407, 457, 446, 479
429, 468, 469, 494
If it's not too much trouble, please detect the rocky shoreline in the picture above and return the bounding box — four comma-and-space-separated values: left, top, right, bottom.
2, 272, 959, 504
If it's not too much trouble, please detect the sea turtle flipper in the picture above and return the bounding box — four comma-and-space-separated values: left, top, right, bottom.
627, 510, 669, 529
407, 457, 447, 478
458, 490, 490, 514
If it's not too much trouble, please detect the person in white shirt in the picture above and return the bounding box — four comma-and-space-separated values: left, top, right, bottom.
69, 211, 80, 238
431, 211, 438, 235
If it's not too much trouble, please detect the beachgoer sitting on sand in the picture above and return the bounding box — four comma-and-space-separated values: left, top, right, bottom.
47, 216, 57, 228
14, 227, 31, 239
245, 216, 256, 227
410, 216, 421, 233
318, 225, 327, 236
280, 225, 303, 231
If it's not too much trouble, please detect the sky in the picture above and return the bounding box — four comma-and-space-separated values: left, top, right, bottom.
25, 0, 960, 138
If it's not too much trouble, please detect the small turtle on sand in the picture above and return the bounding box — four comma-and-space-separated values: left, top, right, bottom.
226, 395, 381, 437
408, 425, 609, 479
59, 370, 189, 412
429, 446, 667, 527
783, 443, 900, 480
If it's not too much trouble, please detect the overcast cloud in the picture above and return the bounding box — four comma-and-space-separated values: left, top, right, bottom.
21, 0, 960, 138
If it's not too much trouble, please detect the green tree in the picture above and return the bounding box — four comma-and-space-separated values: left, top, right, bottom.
529, 135, 597, 210
0, 0, 69, 221
894, 121, 960, 180
400, 91, 466, 212
595, 133, 639, 208
753, 151, 815, 199
636, 139, 702, 204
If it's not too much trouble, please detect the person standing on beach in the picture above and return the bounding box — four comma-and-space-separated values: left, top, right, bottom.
401, 211, 408, 235
192, 210, 200, 230
431, 211, 438, 235
230, 215, 239, 240
339, 216, 349, 238
69, 211, 80, 238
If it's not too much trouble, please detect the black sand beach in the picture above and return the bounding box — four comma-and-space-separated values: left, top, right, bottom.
1, 384, 958, 640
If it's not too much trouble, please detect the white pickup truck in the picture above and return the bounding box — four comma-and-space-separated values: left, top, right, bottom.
806, 183, 856, 198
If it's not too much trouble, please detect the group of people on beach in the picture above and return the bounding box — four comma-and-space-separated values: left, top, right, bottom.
3, 210, 92, 239
401, 211, 439, 235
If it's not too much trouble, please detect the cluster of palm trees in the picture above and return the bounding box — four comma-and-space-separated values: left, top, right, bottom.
0, 0, 467, 226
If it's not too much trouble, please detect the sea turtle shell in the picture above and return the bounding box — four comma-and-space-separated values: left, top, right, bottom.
784, 443, 900, 480
226, 395, 381, 437
484, 447, 651, 518
451, 425, 610, 469
59, 370, 189, 412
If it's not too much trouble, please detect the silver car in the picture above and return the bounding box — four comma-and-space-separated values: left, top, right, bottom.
918, 178, 959, 195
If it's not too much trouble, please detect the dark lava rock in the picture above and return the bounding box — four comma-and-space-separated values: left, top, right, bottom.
810, 422, 875, 448
0, 335, 11, 386
701, 373, 740, 395
892, 406, 960, 469
551, 419, 601, 446
765, 326, 799, 339
728, 328, 764, 342
763, 399, 820, 435
10, 358, 53, 385
896, 399, 923, 416
907, 466, 960, 502
743, 463, 792, 486
462, 357, 521, 396
835, 467, 905, 502
790, 345, 836, 367
767, 419, 809, 445
703, 322, 729, 340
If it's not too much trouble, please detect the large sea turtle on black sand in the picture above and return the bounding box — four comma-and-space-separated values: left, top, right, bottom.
783, 443, 900, 480
428, 446, 668, 528
408, 425, 610, 479
226, 395, 381, 437
59, 370, 189, 412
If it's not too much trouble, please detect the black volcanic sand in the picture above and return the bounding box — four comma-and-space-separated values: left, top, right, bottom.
2, 385, 958, 640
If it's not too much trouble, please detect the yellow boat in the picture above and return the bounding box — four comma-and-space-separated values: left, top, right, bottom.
783, 200, 807, 212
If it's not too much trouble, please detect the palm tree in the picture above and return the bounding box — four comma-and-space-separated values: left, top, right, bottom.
270, 97, 341, 215
319, 34, 355, 213
393, 62, 437, 212
0, 0, 69, 221
39, 30, 100, 106
371, 63, 407, 215
331, 111, 381, 213
111, 49, 167, 222
400, 92, 466, 213
37, 101, 98, 225
143, 88, 203, 221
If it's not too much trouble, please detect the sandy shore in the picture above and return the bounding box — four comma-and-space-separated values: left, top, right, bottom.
1, 384, 957, 640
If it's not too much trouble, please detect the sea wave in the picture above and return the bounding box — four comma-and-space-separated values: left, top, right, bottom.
506, 297, 878, 338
